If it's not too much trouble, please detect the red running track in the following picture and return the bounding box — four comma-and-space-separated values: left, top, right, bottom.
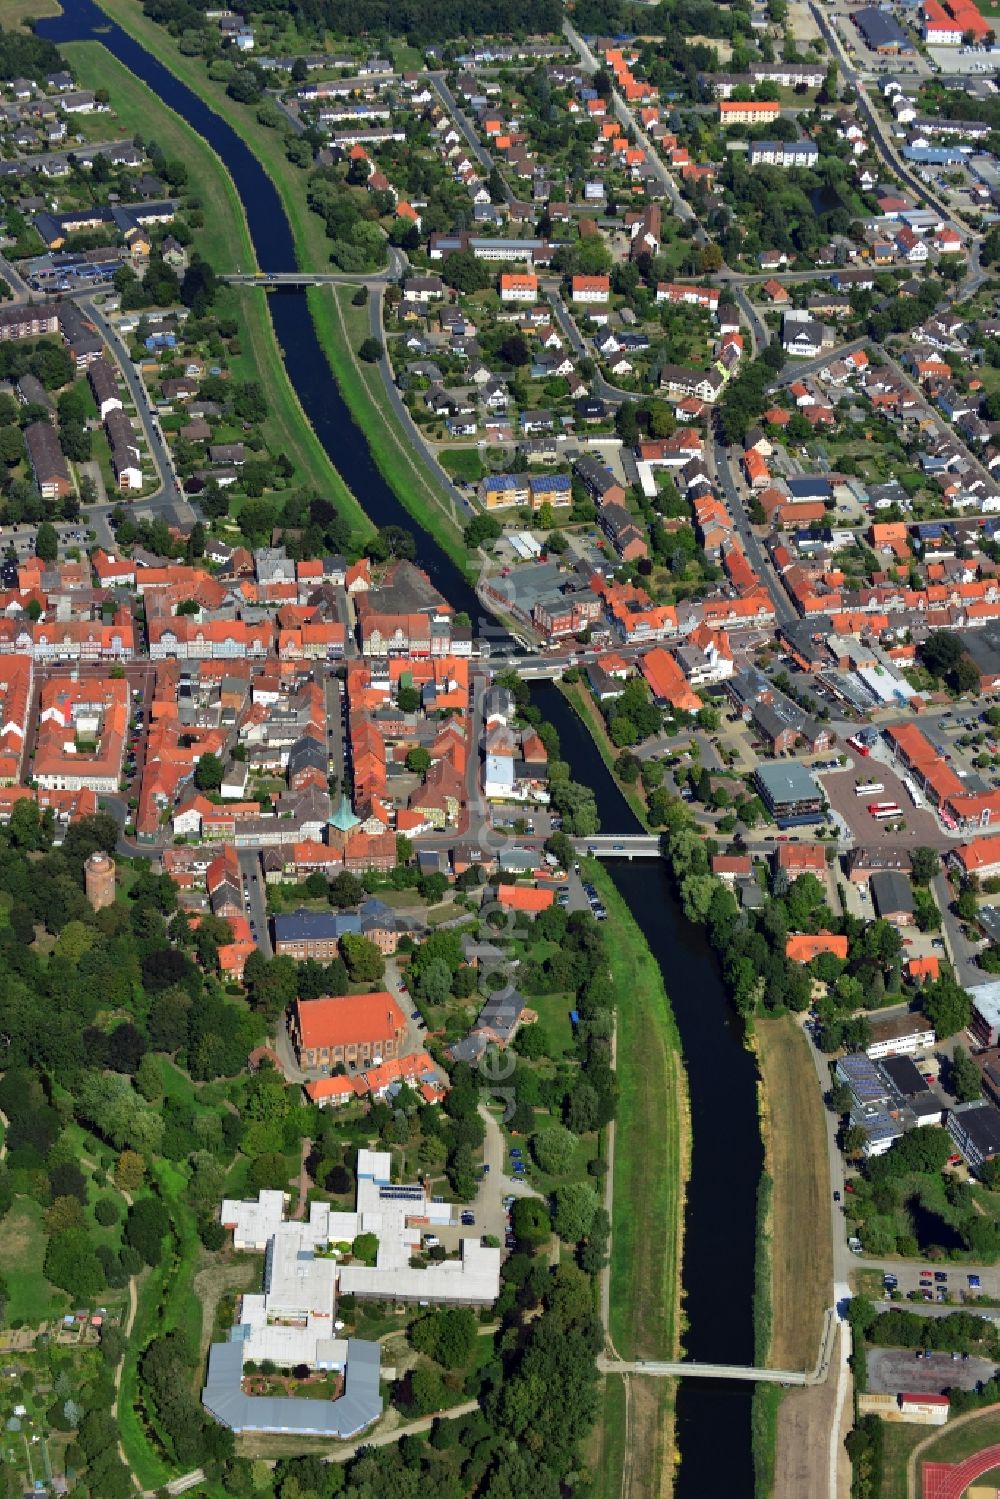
923, 1443, 1000, 1499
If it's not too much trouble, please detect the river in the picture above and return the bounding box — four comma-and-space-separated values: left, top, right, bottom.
536, 686, 763, 1497
38, 4, 764, 1491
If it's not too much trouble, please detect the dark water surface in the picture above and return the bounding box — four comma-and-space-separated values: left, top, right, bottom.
39, 5, 765, 1489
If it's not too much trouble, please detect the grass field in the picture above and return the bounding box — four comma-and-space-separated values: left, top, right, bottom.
0, 0, 61, 23
592, 861, 687, 1361
63, 37, 373, 542
4, 1200, 59, 1325
439, 448, 484, 484
310, 287, 472, 574
755, 1016, 831, 1370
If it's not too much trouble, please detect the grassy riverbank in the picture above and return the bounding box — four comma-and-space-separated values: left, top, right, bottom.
557, 681, 652, 831
751, 1015, 832, 1497
63, 39, 372, 541
92, 0, 467, 551
309, 286, 473, 577
588, 859, 688, 1497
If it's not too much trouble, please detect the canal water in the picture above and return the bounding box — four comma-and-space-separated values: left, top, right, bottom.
40, 4, 765, 1489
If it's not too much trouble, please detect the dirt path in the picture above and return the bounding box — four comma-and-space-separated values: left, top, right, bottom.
325, 1400, 480, 1462
773, 1332, 844, 1499
291, 1137, 312, 1219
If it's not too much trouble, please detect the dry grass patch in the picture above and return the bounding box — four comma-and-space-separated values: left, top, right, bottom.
756, 1015, 831, 1369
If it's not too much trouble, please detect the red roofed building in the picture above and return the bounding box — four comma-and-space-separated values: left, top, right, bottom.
776, 842, 827, 876
290, 991, 408, 1069
639, 647, 701, 712
571, 274, 610, 304
786, 932, 849, 963
496, 883, 554, 915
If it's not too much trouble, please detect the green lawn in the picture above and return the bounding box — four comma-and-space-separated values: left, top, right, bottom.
4, 1200, 60, 1325
63, 39, 373, 543
439, 448, 485, 485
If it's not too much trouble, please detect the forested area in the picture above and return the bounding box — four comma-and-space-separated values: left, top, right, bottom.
0, 27, 61, 82
144, 0, 562, 43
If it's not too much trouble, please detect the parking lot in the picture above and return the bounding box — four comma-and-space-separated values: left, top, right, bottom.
875, 1264, 993, 1301
817, 755, 948, 849
867, 1346, 995, 1395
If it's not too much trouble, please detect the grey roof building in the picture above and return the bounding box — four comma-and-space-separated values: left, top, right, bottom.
202, 1334, 381, 1436
870, 870, 915, 925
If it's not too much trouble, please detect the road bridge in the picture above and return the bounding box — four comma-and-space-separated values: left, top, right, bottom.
575, 835, 663, 859
222, 271, 385, 286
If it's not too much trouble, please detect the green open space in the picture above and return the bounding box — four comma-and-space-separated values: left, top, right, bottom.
63, 37, 373, 542
4, 1199, 60, 1326
439, 448, 485, 485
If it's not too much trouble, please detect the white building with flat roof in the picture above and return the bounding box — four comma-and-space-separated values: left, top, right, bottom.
219, 1149, 501, 1313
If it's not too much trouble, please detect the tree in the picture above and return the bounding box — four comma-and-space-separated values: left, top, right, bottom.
352, 1232, 378, 1266
340, 934, 384, 984
35, 520, 57, 563
920, 630, 963, 680
405, 747, 431, 774
410, 1308, 477, 1369
950, 1045, 983, 1104
911, 847, 940, 885
115, 1150, 145, 1192
358, 337, 384, 364
44, 1228, 103, 1299
530, 1124, 577, 1176
193, 752, 223, 794
552, 1181, 599, 1243
125, 1197, 170, 1266
329, 871, 365, 909
511, 1196, 550, 1244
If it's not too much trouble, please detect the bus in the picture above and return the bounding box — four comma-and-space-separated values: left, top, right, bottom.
903, 776, 924, 809
868, 802, 901, 821
848, 735, 871, 758
855, 781, 885, 796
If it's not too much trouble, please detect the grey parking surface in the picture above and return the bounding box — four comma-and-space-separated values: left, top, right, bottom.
867, 1346, 996, 1395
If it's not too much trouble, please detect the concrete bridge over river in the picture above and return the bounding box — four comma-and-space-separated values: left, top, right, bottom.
573, 835, 663, 860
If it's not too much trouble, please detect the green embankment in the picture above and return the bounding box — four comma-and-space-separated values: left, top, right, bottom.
590, 859, 687, 1493
590, 861, 687, 1360
557, 682, 652, 831
117, 1162, 206, 1490
751, 1173, 781, 1499
92, 0, 467, 551
62, 38, 373, 542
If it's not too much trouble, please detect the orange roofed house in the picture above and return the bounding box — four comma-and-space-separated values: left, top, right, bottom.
497, 883, 555, 916
290, 991, 408, 1070
785, 932, 849, 963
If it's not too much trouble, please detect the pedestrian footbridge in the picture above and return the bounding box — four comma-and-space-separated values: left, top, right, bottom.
597, 1357, 808, 1385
